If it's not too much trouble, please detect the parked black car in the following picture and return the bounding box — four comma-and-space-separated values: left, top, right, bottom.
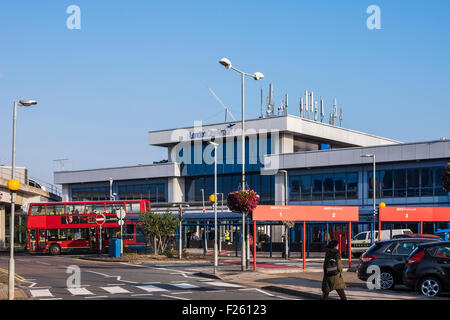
403, 241, 450, 297
357, 238, 440, 290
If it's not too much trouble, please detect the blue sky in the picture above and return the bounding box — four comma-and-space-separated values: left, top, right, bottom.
0, 0, 449, 185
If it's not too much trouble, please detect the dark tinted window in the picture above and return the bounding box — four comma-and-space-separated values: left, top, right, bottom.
365, 243, 384, 254
384, 243, 397, 254
434, 246, 450, 258
392, 242, 417, 255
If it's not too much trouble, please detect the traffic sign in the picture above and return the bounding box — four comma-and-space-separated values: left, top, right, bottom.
116, 208, 126, 220
96, 213, 106, 225
118, 219, 124, 226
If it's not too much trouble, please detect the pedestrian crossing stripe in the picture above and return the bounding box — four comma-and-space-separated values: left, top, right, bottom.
68, 287, 94, 295
30, 281, 244, 298
136, 284, 168, 292
30, 289, 53, 298
171, 283, 199, 289
100, 286, 131, 294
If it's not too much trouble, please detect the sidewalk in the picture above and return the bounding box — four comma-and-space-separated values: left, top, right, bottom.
191, 255, 440, 300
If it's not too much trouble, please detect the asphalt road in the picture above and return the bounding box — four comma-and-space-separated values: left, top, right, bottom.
0, 254, 301, 301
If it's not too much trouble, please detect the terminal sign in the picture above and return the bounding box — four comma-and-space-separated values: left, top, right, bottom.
252, 205, 359, 222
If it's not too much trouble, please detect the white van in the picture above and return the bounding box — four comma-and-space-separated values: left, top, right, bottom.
351, 229, 412, 256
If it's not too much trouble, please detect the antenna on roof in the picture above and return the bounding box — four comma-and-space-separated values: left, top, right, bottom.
339, 107, 343, 127
320, 97, 324, 122
53, 158, 69, 171
305, 90, 309, 119
314, 100, 318, 121
299, 97, 304, 117
333, 98, 337, 126
310, 91, 314, 120
285, 93, 288, 115
208, 87, 237, 122
266, 83, 274, 117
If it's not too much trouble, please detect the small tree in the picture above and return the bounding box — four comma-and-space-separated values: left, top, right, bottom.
442, 163, 450, 192
138, 211, 179, 255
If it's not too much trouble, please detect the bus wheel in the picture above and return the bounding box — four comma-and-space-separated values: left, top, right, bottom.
49, 244, 61, 256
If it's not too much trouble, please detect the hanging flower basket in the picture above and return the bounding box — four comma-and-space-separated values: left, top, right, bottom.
227, 190, 260, 215
282, 220, 295, 229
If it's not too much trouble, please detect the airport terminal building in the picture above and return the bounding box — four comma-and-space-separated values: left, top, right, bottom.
54, 114, 450, 244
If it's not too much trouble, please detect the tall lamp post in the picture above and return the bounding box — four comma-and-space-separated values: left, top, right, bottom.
219, 58, 264, 271
8, 99, 37, 300
279, 170, 289, 259
209, 141, 219, 273
361, 154, 376, 244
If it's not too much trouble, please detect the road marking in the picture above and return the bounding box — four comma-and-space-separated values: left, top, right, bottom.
171, 291, 193, 295
0, 268, 25, 281
171, 283, 199, 289
204, 281, 243, 288
40, 298, 63, 300
136, 284, 167, 293
131, 293, 153, 297
100, 286, 131, 294
161, 294, 190, 300
85, 296, 108, 299
30, 289, 53, 298
68, 287, 94, 296
35, 261, 51, 265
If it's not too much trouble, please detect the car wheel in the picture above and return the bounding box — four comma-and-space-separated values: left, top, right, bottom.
379, 270, 396, 290
49, 244, 61, 256
419, 277, 441, 297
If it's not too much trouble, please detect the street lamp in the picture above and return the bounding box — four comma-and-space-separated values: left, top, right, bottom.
219, 57, 264, 271
279, 170, 289, 259
361, 154, 376, 244
209, 141, 219, 273
8, 99, 37, 300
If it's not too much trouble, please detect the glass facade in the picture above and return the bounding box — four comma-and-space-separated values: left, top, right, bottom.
368, 166, 447, 198
179, 135, 273, 177
118, 183, 166, 202
72, 186, 109, 201
71, 182, 167, 202
289, 172, 358, 201
185, 173, 275, 204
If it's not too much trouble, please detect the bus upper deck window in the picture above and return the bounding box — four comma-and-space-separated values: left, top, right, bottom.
67, 204, 85, 215
126, 203, 141, 213
86, 204, 106, 214
30, 205, 45, 216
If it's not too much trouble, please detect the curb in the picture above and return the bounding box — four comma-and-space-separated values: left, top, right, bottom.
261, 285, 321, 300
193, 272, 225, 280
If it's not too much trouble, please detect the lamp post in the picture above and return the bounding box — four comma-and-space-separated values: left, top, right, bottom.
8, 99, 37, 300
219, 58, 264, 271
361, 154, 376, 244
279, 170, 289, 259
209, 141, 219, 273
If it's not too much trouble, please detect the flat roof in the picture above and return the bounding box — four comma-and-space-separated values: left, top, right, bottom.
263, 139, 450, 172
148, 115, 401, 147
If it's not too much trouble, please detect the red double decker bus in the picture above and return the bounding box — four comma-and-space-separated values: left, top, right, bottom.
26, 200, 150, 255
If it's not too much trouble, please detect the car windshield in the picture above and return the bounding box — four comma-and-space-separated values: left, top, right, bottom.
354, 233, 367, 240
